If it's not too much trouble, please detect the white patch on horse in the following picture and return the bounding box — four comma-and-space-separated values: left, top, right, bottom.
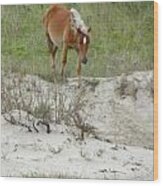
83, 37, 87, 44
70, 8, 88, 34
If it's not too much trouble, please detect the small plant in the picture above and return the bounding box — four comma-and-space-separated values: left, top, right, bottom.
33, 101, 52, 122
115, 73, 138, 100
2, 73, 52, 133
84, 79, 100, 92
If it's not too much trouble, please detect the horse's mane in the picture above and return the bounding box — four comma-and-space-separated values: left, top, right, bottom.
70, 8, 88, 34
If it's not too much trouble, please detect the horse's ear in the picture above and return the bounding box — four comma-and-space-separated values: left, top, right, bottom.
87, 27, 91, 33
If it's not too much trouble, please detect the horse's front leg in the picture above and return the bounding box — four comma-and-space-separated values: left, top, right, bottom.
61, 43, 68, 80
77, 58, 81, 88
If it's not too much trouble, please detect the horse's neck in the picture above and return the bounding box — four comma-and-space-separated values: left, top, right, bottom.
70, 8, 87, 33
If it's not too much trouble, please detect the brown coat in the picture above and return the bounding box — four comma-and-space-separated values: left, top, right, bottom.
43, 4, 91, 87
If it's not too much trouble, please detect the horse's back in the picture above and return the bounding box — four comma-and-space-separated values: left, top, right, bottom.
43, 4, 70, 46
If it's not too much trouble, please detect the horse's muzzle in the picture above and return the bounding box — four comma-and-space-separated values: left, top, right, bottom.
82, 57, 88, 64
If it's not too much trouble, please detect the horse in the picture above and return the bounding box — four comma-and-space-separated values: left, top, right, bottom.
43, 4, 91, 87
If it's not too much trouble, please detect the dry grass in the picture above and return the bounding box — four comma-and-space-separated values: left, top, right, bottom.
1, 72, 95, 139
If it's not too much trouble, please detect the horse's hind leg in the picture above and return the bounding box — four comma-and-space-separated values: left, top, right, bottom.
46, 32, 58, 69
51, 46, 58, 69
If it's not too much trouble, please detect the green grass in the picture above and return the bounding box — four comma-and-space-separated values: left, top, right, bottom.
1, 2, 154, 80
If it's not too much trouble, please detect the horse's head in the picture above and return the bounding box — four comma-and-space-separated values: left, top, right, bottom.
76, 27, 91, 64
70, 8, 91, 64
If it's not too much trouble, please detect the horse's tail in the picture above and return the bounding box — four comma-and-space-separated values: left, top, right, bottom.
43, 5, 58, 52
46, 32, 54, 53
42, 10, 50, 29
42, 5, 54, 29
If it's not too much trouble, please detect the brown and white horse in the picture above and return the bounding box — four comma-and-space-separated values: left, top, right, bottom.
43, 4, 91, 86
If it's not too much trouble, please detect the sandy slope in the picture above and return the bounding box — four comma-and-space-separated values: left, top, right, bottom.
1, 115, 153, 180
1, 71, 154, 180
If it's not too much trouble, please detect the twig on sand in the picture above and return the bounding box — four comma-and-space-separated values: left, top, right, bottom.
3, 114, 33, 132
35, 120, 51, 134
3, 113, 51, 134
